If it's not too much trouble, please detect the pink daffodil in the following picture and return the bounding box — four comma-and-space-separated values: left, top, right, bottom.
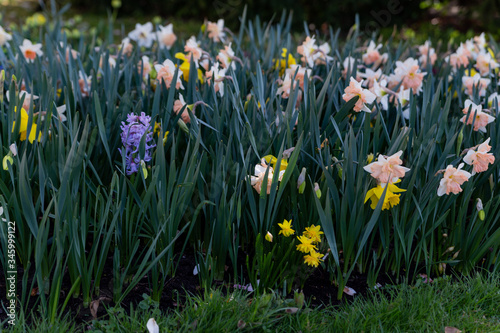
364, 150, 410, 186
460, 99, 495, 132
463, 138, 495, 175
437, 163, 471, 196
342, 77, 376, 113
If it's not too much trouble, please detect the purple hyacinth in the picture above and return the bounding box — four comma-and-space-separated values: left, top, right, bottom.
119, 112, 156, 175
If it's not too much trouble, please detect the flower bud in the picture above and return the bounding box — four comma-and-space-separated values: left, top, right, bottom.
3, 155, 13, 171
297, 167, 306, 194
177, 118, 189, 133
140, 160, 148, 179
294, 290, 304, 309
153, 16, 162, 25
111, 0, 122, 8
456, 128, 463, 156
314, 183, 321, 199
476, 198, 485, 221
9, 143, 17, 156
438, 262, 446, 274
265, 231, 273, 242
367, 153, 374, 164
476, 198, 483, 211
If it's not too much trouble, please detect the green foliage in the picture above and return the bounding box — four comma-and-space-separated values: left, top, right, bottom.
1, 1, 500, 327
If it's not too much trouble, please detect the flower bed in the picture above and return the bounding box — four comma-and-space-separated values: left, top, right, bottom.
0, 7, 499, 326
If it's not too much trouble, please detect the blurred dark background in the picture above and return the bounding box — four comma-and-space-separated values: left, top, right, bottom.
67, 0, 500, 39
3, 0, 500, 41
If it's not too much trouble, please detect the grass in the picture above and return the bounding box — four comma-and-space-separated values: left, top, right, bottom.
4, 273, 500, 332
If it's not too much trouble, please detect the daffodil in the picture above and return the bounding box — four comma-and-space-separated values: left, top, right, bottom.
0, 26, 12, 46
278, 219, 295, 237
19, 39, 43, 63
174, 53, 203, 83
12, 107, 41, 143
303, 250, 323, 267
128, 22, 155, 48
26, 13, 46, 27
263, 155, 288, 172
364, 181, 406, 210
303, 224, 323, 243
153, 122, 169, 145
274, 48, 296, 76
296, 235, 317, 253
265, 231, 273, 242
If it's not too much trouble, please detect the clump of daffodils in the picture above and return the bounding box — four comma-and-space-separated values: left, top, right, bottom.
296, 224, 324, 267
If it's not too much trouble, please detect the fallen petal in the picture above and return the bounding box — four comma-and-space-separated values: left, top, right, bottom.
90, 299, 100, 320
147, 318, 159, 333
237, 320, 246, 329
343, 286, 357, 296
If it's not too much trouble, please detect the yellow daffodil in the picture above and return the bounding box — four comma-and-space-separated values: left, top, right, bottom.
278, 219, 295, 237
303, 250, 323, 267
26, 13, 46, 27
12, 107, 41, 143
154, 122, 169, 145
263, 155, 287, 172
174, 53, 203, 83
296, 235, 317, 253
364, 181, 406, 210
265, 231, 273, 242
466, 68, 478, 77
274, 48, 297, 76
154, 122, 161, 136
303, 224, 324, 243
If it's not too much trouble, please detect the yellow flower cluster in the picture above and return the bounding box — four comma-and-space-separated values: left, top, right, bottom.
296, 224, 324, 267
274, 48, 297, 76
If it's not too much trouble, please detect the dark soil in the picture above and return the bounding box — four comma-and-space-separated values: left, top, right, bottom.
0, 248, 396, 330
0, 243, 477, 331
